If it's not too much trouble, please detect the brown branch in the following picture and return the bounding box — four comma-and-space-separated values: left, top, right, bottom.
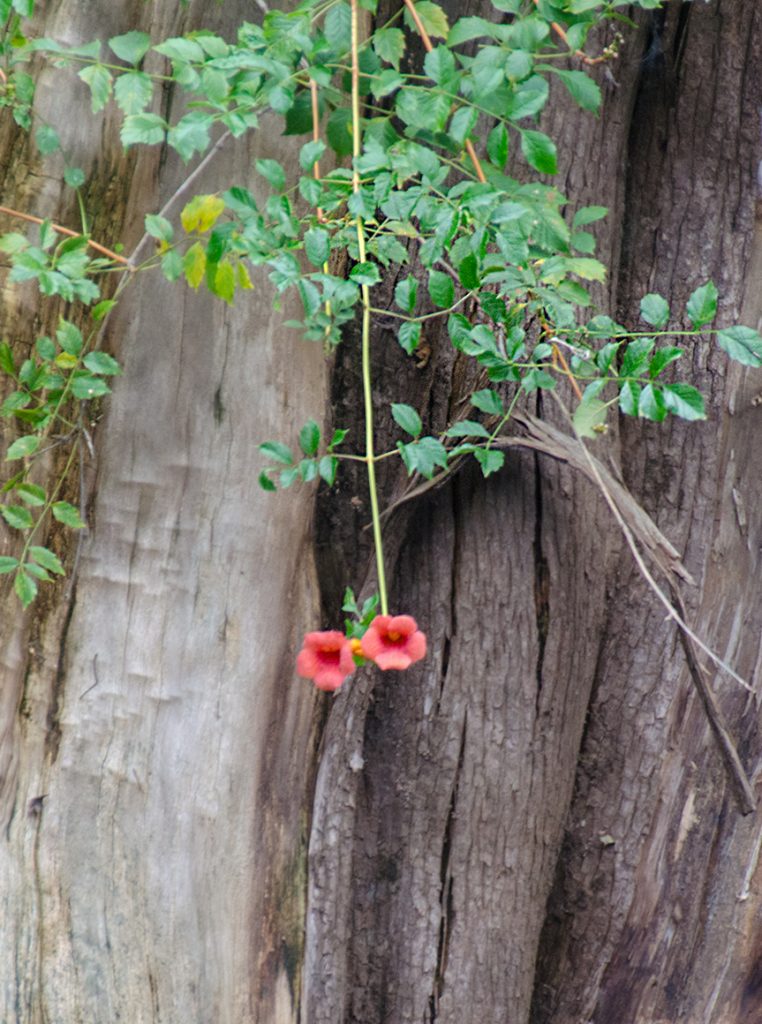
0, 204, 131, 265
530, 0, 607, 66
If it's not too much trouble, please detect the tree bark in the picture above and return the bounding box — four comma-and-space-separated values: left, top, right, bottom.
2, 2, 762, 1023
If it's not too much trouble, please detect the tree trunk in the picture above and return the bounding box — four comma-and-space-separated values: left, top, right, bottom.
2, 2, 762, 1023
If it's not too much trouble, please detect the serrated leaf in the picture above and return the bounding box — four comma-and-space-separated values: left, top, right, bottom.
212, 261, 235, 304
638, 383, 666, 421
0, 341, 16, 376
564, 257, 606, 283
573, 205, 607, 228
154, 37, 204, 63
326, 107, 354, 156
83, 352, 121, 375
716, 325, 762, 367
662, 382, 706, 421
35, 125, 60, 155
64, 167, 86, 189
2, 504, 34, 529
259, 441, 294, 465
520, 129, 557, 175
109, 30, 151, 65
398, 321, 421, 354
686, 281, 718, 328
391, 403, 422, 438
168, 111, 212, 162
181, 194, 225, 233
121, 113, 166, 147
405, 1, 449, 40
445, 419, 490, 438
373, 27, 405, 69
350, 262, 381, 286
6, 435, 40, 460
183, 242, 206, 289
15, 483, 46, 506
394, 276, 418, 314
144, 214, 174, 243
640, 293, 670, 328
487, 123, 508, 168
56, 320, 83, 356
0, 556, 19, 574
428, 269, 454, 309
299, 140, 326, 172
114, 71, 153, 115
304, 228, 329, 268
52, 501, 86, 528
29, 546, 65, 575
70, 375, 110, 400
648, 346, 682, 378
14, 569, 37, 607
78, 64, 112, 113
397, 436, 448, 478
471, 389, 504, 415
299, 419, 320, 456
474, 448, 504, 477
255, 158, 286, 191
550, 68, 601, 112
318, 455, 338, 486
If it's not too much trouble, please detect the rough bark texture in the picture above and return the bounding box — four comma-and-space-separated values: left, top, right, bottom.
305, 2, 762, 1024
1, 3, 325, 1022
3, 2, 762, 1024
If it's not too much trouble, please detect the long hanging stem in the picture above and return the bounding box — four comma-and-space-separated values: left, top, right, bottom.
351, 0, 388, 616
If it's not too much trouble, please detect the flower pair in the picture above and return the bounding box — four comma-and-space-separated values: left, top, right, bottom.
296, 614, 427, 691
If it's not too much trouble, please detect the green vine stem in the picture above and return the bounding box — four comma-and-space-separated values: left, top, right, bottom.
351, 0, 388, 616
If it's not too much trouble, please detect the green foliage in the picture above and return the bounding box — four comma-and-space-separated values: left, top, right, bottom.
1, 0, 760, 608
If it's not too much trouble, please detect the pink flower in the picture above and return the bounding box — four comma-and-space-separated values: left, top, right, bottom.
360, 615, 427, 671
297, 631, 356, 691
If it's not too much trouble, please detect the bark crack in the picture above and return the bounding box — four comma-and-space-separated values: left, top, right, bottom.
429, 710, 467, 1022
533, 451, 550, 713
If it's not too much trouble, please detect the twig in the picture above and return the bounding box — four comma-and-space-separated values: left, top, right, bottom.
402, 0, 487, 184
0, 204, 130, 265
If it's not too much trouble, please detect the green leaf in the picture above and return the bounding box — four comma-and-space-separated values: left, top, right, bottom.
549, 68, 601, 112
109, 30, 151, 65
573, 396, 607, 438
260, 441, 293, 465
520, 129, 557, 175
83, 351, 121, 375
449, 105, 478, 147
471, 389, 504, 415
78, 64, 113, 112
618, 380, 640, 416
29, 545, 65, 575
397, 436, 448, 478
563, 257, 606, 283
181, 193, 225, 233
0, 556, 19, 574
161, 249, 183, 282
445, 419, 490, 438
620, 337, 654, 379
52, 501, 86, 529
56, 320, 83, 356
35, 125, 60, 155
424, 46, 458, 89
64, 167, 86, 189
405, 1, 449, 40
154, 37, 204, 63
121, 113, 166, 147
487, 123, 508, 168
662, 382, 706, 421
686, 280, 718, 328
428, 269, 454, 309
318, 455, 338, 486
6, 435, 40, 460
304, 228, 330, 268
258, 471, 276, 492
15, 483, 46, 506
647, 346, 682, 378
394, 276, 418, 314
0, 341, 16, 376
299, 419, 320, 456
398, 321, 421, 354
391, 403, 422, 437
168, 111, 212, 162
212, 261, 235, 304
2, 504, 34, 529
474, 448, 504, 477
638, 383, 666, 421
183, 242, 206, 288
458, 253, 480, 290
349, 261, 381, 286
114, 71, 153, 115
716, 325, 762, 367
373, 27, 405, 69
640, 293, 670, 329
144, 214, 174, 243
299, 140, 326, 172
70, 375, 111, 400
15, 569, 37, 608
326, 107, 354, 156
572, 205, 607, 228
